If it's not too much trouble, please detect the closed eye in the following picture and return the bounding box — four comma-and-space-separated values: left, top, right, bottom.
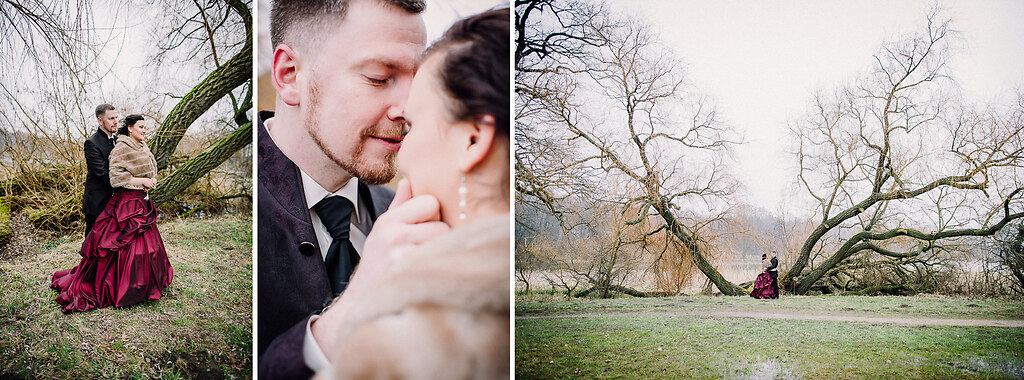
365, 75, 389, 86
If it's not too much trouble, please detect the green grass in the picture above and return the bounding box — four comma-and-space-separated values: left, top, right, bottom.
516, 295, 1024, 379
0, 213, 252, 379
517, 293, 1024, 320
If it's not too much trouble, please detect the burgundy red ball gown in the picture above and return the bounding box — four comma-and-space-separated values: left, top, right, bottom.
750, 270, 778, 299
51, 189, 173, 313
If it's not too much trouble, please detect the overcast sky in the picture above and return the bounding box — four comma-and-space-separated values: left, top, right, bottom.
606, 0, 1024, 217
88, 0, 240, 135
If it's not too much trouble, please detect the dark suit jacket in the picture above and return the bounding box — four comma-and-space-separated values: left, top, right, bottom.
257, 111, 394, 378
82, 127, 116, 217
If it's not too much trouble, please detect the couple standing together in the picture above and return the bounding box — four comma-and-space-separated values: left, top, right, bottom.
258, 1, 510, 379
51, 106, 173, 313
751, 250, 780, 299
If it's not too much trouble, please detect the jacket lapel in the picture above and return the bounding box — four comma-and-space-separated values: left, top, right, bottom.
258, 112, 312, 222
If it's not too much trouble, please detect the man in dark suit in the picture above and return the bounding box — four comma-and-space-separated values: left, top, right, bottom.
82, 104, 119, 237
767, 250, 780, 299
258, 0, 428, 377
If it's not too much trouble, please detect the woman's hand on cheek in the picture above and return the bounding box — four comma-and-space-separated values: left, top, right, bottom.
350, 179, 450, 293
313, 179, 450, 359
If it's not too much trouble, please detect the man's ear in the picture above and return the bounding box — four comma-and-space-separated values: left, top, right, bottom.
459, 114, 497, 173
272, 44, 303, 107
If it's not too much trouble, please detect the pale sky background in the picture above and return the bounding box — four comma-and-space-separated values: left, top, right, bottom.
607, 0, 1024, 217
85, 0, 243, 135
92, 0, 152, 101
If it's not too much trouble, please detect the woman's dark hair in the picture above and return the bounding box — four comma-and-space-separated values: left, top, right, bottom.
426, 7, 509, 136
117, 114, 145, 136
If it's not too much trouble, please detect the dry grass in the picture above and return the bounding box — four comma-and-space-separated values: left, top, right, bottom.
0, 212, 252, 379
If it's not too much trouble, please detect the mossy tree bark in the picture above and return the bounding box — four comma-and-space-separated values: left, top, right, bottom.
150, 121, 252, 205
148, 40, 252, 170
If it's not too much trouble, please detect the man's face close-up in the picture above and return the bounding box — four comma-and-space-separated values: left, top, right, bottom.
300, 1, 426, 185
99, 109, 119, 134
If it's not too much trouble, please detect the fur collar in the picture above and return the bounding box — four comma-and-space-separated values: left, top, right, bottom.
341, 214, 510, 333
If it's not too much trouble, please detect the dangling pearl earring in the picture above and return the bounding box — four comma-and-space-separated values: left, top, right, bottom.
458, 174, 467, 220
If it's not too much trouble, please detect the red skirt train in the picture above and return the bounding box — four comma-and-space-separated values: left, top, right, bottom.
51, 189, 173, 313
750, 271, 778, 299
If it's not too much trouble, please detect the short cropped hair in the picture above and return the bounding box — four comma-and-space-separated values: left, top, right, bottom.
426, 8, 510, 136
95, 104, 115, 119
270, 0, 425, 50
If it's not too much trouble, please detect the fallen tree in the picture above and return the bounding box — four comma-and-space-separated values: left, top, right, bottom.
783, 9, 1024, 294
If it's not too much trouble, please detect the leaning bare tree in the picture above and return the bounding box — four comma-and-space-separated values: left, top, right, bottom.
516, 0, 746, 295
784, 9, 1024, 294
515, 0, 612, 295
145, 0, 252, 205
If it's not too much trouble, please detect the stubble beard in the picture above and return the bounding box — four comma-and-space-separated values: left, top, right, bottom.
304, 79, 398, 186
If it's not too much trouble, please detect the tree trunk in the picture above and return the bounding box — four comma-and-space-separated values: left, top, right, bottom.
149, 34, 252, 170
791, 196, 1024, 294
783, 195, 876, 290
655, 202, 746, 296
576, 284, 647, 298
845, 284, 917, 296
0, 200, 12, 249
792, 234, 864, 294
149, 121, 252, 205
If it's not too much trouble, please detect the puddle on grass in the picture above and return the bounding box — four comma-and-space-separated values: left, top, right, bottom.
716, 355, 1022, 379
957, 356, 1024, 378
725, 359, 800, 380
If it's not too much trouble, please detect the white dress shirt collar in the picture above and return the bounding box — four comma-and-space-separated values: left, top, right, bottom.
300, 171, 361, 224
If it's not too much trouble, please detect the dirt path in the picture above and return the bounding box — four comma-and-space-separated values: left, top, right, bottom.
516, 309, 1024, 328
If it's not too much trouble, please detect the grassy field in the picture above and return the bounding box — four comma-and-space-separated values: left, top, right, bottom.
516, 294, 1024, 379
517, 293, 1024, 320
0, 213, 252, 379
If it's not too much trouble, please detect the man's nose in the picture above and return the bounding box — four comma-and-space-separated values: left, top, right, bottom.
385, 79, 413, 122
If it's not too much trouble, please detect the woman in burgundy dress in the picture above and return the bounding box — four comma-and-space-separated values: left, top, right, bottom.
52, 114, 173, 313
751, 252, 779, 299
